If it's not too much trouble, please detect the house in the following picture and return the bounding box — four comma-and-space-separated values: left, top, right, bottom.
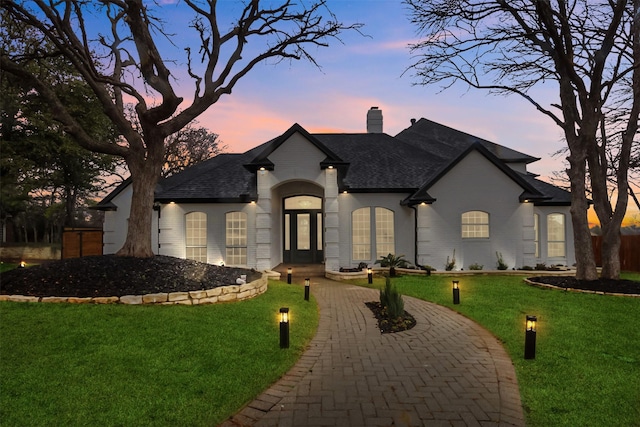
98, 107, 575, 272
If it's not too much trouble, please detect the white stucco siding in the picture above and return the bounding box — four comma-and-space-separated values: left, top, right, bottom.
157, 202, 256, 268
337, 193, 414, 268
269, 133, 326, 185
420, 150, 529, 271
102, 184, 133, 254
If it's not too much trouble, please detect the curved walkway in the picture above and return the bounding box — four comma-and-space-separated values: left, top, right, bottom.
221, 277, 525, 426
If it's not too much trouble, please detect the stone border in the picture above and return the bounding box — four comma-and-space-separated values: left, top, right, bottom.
0, 273, 269, 305
524, 277, 640, 298
326, 267, 577, 281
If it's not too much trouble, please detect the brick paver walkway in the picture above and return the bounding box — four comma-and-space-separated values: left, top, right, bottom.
221, 277, 525, 427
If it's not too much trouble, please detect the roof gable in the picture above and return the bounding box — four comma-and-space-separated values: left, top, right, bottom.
243, 123, 345, 172
402, 142, 547, 206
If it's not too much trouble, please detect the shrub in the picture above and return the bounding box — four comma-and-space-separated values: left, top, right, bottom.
496, 252, 508, 270
469, 262, 483, 270
380, 277, 404, 319
535, 263, 547, 270
445, 249, 456, 271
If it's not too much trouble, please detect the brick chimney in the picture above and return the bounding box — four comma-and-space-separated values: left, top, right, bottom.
367, 107, 383, 133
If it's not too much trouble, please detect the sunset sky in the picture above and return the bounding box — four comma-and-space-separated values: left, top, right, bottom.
133, 1, 639, 225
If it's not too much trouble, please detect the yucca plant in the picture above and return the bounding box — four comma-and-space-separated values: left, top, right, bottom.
375, 253, 408, 277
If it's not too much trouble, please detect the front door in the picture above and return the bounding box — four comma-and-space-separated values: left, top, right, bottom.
283, 196, 323, 264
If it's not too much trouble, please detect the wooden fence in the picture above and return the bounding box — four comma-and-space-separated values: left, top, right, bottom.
591, 235, 640, 272
62, 228, 103, 259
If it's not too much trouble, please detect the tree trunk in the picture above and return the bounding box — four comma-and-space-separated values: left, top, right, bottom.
599, 223, 621, 278
116, 171, 157, 258
566, 149, 598, 280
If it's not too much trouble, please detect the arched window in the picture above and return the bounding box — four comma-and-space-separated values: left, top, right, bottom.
226, 211, 247, 265
375, 207, 394, 258
352, 207, 395, 261
547, 213, 565, 257
185, 212, 207, 262
461, 211, 489, 238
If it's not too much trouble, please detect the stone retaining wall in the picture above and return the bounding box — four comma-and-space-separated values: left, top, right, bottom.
0, 273, 269, 305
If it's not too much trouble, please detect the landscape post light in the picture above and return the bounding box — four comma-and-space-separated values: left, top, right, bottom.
304, 278, 310, 301
19, 260, 26, 268
287, 268, 292, 284
452, 280, 460, 305
279, 307, 289, 349
524, 315, 537, 359
367, 267, 373, 284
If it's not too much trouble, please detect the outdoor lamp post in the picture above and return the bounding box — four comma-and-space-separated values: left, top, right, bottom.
304, 278, 310, 301
367, 267, 373, 284
287, 268, 292, 284
524, 315, 537, 359
452, 280, 460, 304
279, 307, 289, 349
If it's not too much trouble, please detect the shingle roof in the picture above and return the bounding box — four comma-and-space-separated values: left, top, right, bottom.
99, 117, 569, 207
395, 118, 539, 164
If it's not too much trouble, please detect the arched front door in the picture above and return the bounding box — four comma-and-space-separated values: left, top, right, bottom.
283, 195, 323, 264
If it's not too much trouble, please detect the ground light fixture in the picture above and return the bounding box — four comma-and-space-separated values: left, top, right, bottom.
304, 278, 310, 301
452, 280, 460, 304
279, 307, 290, 349
524, 315, 537, 359
287, 268, 292, 284
367, 268, 373, 284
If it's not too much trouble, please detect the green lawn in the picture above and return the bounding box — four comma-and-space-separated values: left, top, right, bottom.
352, 272, 640, 427
0, 280, 318, 427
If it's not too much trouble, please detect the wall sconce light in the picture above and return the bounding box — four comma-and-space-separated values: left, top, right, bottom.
304, 278, 310, 301
452, 280, 460, 304
367, 267, 373, 284
280, 307, 289, 349
287, 268, 292, 284
524, 315, 537, 359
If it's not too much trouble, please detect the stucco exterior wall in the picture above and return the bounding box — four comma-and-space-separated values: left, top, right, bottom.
417, 150, 532, 271
156, 202, 257, 268
337, 192, 415, 269
102, 185, 133, 254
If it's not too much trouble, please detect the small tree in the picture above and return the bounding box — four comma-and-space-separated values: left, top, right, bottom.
380, 277, 404, 319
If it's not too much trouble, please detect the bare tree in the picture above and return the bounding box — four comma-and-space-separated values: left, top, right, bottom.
405, 0, 639, 280
162, 122, 225, 178
1, 0, 361, 257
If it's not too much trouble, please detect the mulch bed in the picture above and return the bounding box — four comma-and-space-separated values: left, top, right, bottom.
529, 276, 640, 295
0, 255, 261, 298
365, 301, 417, 334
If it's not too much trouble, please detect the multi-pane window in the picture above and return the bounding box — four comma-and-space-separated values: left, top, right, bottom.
534, 214, 540, 258
461, 211, 489, 238
352, 207, 395, 261
185, 212, 207, 262
375, 207, 394, 258
547, 213, 566, 257
352, 208, 371, 260
226, 211, 247, 265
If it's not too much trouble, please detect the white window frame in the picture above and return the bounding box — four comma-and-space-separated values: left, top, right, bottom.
462, 211, 490, 239
352, 207, 395, 261
547, 213, 566, 257
226, 211, 247, 266
375, 207, 395, 259
185, 211, 207, 262
534, 214, 540, 258
352, 207, 371, 261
